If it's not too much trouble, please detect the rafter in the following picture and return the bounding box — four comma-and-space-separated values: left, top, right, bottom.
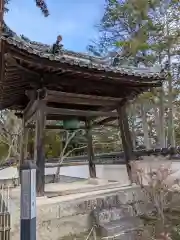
46, 106, 118, 118
45, 90, 121, 106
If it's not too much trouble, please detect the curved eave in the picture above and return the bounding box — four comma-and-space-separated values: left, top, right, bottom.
0, 25, 165, 111
2, 36, 164, 86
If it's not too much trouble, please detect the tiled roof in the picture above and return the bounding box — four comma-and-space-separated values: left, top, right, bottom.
2, 23, 165, 80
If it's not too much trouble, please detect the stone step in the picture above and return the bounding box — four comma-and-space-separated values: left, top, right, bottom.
112, 230, 142, 240
97, 217, 143, 238
45, 181, 130, 197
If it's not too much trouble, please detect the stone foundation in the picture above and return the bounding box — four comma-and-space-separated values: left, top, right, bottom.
10, 185, 149, 240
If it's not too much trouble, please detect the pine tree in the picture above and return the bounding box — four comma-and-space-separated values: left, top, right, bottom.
4, 0, 49, 17
89, 0, 180, 148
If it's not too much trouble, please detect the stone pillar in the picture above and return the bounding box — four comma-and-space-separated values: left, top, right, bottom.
20, 161, 37, 240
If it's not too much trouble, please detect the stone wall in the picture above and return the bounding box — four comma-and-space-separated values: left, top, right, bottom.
10, 185, 150, 240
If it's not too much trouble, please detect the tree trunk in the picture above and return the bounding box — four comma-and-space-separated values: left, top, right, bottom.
54, 164, 61, 183
154, 106, 161, 148
159, 87, 166, 148
129, 105, 137, 149
167, 72, 175, 147
54, 129, 82, 181
131, 114, 137, 149
141, 104, 151, 149
166, 16, 175, 148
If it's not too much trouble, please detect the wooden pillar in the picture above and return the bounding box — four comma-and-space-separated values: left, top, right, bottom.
20, 120, 25, 168
19, 119, 28, 182
24, 128, 29, 159
85, 119, 96, 178
28, 129, 34, 159
117, 105, 134, 182
34, 101, 46, 196
20, 120, 29, 166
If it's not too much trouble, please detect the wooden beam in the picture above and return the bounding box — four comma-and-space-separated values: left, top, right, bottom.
27, 123, 117, 129
27, 124, 86, 130
26, 89, 45, 100
93, 98, 131, 126
17, 61, 39, 77
4, 54, 39, 77
9, 52, 162, 86
45, 90, 122, 106
93, 117, 117, 126
92, 98, 126, 122
98, 123, 118, 128
25, 90, 37, 100
40, 115, 84, 121
24, 94, 36, 114
46, 106, 118, 118
24, 100, 39, 123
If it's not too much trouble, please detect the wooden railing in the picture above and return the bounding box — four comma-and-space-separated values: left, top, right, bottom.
0, 187, 10, 240
47, 147, 180, 164
0, 213, 10, 240
0, 147, 179, 169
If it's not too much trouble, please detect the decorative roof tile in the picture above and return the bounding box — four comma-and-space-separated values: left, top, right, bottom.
2, 23, 165, 81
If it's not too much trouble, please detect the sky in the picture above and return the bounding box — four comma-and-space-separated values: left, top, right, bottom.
5, 0, 105, 52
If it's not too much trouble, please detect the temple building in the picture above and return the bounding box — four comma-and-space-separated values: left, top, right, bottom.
0, 23, 164, 195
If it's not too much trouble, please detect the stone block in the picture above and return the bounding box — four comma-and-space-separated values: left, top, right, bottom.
37, 214, 89, 240
98, 217, 144, 238
9, 184, 150, 239
133, 201, 154, 216
88, 178, 109, 185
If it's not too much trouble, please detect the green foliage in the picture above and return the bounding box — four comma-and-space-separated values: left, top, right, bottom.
90, 0, 180, 67
172, 226, 180, 240
0, 143, 9, 160
88, 0, 180, 147
97, 0, 162, 59
4, 0, 49, 17
44, 131, 62, 158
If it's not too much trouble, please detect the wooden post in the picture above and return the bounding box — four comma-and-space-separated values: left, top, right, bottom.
117, 105, 134, 182
85, 119, 96, 178
24, 127, 29, 159
34, 101, 46, 196
19, 119, 28, 181
20, 120, 25, 167
28, 129, 34, 159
